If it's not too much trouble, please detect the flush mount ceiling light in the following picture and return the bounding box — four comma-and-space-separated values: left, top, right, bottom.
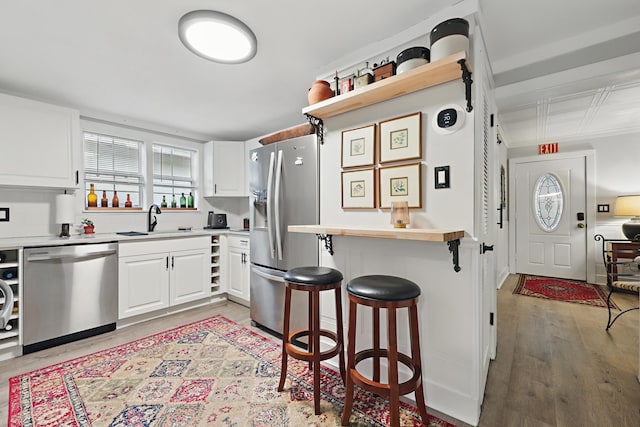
178, 10, 257, 64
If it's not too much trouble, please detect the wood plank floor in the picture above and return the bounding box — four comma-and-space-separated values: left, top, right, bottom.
1, 275, 638, 426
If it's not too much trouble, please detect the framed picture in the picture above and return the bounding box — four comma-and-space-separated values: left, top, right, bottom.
342, 168, 376, 209
379, 112, 422, 163
378, 162, 422, 208
341, 124, 376, 168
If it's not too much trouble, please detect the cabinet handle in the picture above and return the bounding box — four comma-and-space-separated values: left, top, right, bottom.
214, 184, 217, 194
75, 170, 79, 185
166, 256, 169, 270
171, 256, 174, 269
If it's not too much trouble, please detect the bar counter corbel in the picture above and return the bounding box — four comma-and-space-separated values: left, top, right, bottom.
288, 225, 465, 272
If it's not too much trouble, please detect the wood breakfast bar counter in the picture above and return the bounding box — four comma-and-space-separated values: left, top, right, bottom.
288, 225, 466, 271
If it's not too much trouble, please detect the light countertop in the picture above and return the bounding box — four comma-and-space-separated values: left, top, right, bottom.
0, 228, 245, 249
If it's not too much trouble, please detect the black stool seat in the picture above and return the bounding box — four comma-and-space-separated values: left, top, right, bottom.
347, 275, 420, 301
284, 266, 343, 285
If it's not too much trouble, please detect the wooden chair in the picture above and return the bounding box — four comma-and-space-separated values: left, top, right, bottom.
595, 234, 640, 330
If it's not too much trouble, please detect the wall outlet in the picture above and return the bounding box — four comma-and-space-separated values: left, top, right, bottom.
597, 204, 610, 213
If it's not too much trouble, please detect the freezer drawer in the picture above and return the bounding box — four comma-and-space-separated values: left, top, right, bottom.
249, 264, 308, 336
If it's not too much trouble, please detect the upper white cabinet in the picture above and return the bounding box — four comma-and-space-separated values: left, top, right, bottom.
0, 92, 80, 189
204, 140, 247, 197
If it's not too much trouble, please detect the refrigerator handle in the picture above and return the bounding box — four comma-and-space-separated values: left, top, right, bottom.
266, 151, 276, 259
274, 149, 284, 260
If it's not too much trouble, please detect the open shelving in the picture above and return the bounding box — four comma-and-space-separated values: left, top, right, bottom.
0, 248, 21, 357
209, 235, 222, 296
302, 51, 472, 120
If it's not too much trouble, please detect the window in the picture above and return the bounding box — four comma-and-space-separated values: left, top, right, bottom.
153, 144, 196, 208
533, 173, 564, 232
84, 132, 144, 208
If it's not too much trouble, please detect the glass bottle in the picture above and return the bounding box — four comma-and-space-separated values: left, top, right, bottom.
101, 190, 108, 207
125, 194, 132, 208
180, 192, 187, 208
112, 191, 119, 207
87, 184, 97, 207
161, 195, 167, 208
171, 194, 177, 208
187, 192, 194, 208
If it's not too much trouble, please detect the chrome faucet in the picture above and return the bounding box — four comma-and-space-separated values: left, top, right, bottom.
148, 204, 161, 232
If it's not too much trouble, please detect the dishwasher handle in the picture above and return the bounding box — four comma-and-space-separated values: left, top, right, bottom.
27, 249, 117, 262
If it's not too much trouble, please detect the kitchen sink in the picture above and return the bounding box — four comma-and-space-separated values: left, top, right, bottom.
116, 231, 149, 236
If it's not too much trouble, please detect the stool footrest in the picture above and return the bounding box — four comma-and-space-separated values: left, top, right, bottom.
350, 349, 423, 397
286, 329, 342, 362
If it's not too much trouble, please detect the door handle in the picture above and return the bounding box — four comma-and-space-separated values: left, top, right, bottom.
577, 223, 586, 229
481, 243, 494, 254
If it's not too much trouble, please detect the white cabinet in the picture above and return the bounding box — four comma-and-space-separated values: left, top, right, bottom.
118, 237, 209, 319
204, 140, 247, 197
225, 234, 250, 305
0, 92, 80, 189
118, 252, 170, 318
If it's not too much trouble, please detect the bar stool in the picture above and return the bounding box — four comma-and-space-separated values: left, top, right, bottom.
277, 266, 346, 415
341, 275, 428, 427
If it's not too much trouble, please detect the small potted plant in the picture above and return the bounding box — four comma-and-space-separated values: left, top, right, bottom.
81, 218, 95, 234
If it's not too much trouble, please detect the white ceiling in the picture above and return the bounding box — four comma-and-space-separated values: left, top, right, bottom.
0, 0, 639, 145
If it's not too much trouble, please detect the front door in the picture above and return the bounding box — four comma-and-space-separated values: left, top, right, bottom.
514, 156, 587, 280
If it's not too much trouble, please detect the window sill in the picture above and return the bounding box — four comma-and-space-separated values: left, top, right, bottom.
85, 207, 198, 212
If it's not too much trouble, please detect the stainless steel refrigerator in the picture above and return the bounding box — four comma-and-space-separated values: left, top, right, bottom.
249, 134, 318, 336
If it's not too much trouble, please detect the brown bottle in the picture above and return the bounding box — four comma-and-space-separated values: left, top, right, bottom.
112, 191, 119, 207
87, 183, 97, 207
125, 194, 132, 208
101, 190, 108, 207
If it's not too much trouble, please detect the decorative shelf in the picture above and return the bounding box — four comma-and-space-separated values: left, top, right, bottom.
289, 225, 465, 272
302, 51, 471, 120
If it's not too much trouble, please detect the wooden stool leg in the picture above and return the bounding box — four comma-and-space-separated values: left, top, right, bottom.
308, 291, 313, 370
341, 299, 357, 426
387, 307, 400, 427
373, 306, 380, 382
334, 287, 346, 382
278, 285, 292, 392
312, 289, 321, 415
409, 303, 429, 422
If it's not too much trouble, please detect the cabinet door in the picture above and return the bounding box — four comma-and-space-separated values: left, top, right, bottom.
227, 246, 245, 300
0, 92, 80, 189
204, 141, 247, 197
170, 248, 209, 306
118, 253, 170, 319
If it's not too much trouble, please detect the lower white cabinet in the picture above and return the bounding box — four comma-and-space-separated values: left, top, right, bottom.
225, 234, 250, 305
118, 237, 209, 319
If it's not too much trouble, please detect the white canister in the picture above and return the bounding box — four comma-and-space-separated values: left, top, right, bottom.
430, 18, 469, 62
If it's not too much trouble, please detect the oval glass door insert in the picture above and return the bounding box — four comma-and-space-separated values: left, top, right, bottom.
533, 173, 564, 232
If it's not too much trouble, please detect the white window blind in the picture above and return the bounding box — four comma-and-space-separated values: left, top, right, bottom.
84, 132, 144, 208
153, 144, 196, 208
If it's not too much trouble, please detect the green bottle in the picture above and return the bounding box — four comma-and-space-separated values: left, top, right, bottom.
187, 192, 194, 208
171, 194, 177, 208
161, 195, 167, 208
180, 192, 187, 208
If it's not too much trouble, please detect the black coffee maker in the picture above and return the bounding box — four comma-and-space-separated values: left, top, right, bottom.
205, 211, 228, 229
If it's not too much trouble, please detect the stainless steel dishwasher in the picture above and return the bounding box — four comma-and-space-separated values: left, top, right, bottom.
23, 242, 118, 354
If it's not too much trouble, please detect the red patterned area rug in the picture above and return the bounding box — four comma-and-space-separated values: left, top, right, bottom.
514, 275, 619, 309
8, 315, 454, 426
